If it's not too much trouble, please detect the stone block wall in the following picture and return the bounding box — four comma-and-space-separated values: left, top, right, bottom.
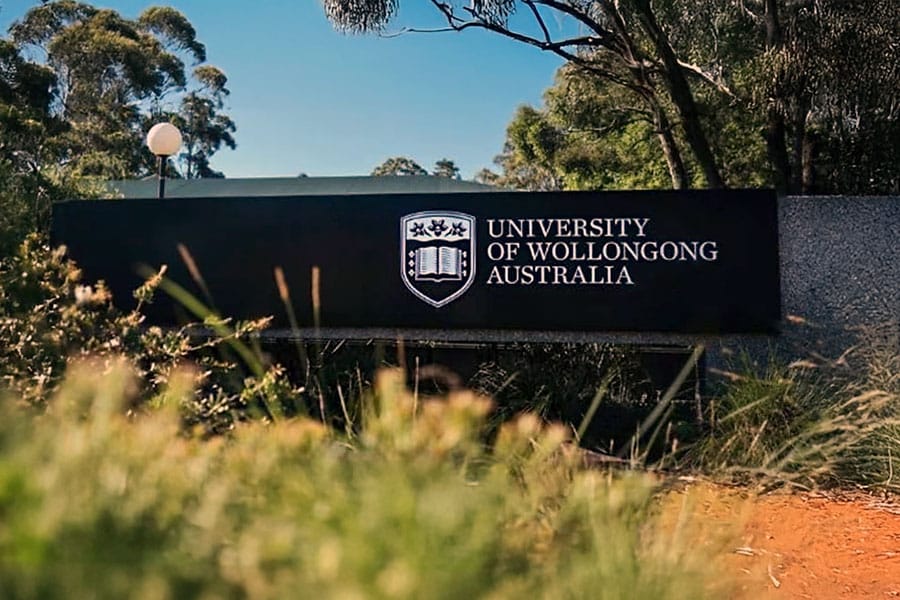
715, 195, 900, 370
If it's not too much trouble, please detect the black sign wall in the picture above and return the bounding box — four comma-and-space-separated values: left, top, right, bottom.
51, 189, 781, 337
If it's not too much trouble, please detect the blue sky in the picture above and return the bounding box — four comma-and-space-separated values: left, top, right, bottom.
1, 1, 565, 179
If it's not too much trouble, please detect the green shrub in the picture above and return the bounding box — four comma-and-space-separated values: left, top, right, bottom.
469, 343, 642, 442
0, 362, 731, 599
0, 236, 303, 433
0, 158, 107, 258
0, 162, 53, 258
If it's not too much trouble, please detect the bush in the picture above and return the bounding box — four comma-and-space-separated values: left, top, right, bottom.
0, 362, 731, 599
469, 343, 642, 443
0, 159, 105, 258
0, 236, 302, 433
0, 161, 50, 257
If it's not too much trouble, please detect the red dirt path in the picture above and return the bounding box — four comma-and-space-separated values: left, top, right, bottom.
669, 483, 900, 598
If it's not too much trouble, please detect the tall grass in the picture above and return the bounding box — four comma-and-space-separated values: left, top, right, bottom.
686, 325, 900, 492
0, 359, 732, 599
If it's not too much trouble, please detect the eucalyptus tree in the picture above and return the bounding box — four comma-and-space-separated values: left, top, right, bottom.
0, 38, 59, 174
10, 1, 236, 179
486, 66, 689, 191
772, 0, 900, 194
432, 158, 461, 179
489, 105, 565, 191
174, 65, 236, 179
0, 37, 64, 254
487, 58, 767, 191
656, 0, 900, 194
322, 0, 727, 189
371, 156, 428, 176
323, 0, 900, 194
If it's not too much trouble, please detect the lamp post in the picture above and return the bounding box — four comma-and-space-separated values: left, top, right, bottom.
146, 122, 182, 199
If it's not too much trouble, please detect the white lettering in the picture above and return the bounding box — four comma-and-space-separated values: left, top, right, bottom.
487, 242, 505, 261
526, 242, 552, 260
699, 241, 718, 261
633, 218, 650, 237
487, 265, 503, 284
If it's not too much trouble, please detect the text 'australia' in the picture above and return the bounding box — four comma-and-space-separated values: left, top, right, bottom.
486, 264, 634, 286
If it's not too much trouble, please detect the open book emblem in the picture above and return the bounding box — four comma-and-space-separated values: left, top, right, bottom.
401, 211, 476, 308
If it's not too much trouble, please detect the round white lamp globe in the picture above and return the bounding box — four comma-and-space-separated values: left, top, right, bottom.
146, 122, 182, 156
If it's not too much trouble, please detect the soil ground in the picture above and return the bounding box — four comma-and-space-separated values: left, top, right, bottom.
662, 481, 900, 598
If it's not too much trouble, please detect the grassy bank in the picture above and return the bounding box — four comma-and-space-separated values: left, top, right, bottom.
0, 360, 729, 599
684, 328, 900, 492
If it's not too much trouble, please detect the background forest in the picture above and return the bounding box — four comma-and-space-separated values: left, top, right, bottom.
325, 0, 900, 195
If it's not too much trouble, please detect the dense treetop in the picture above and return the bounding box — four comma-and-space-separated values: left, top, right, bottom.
5, 1, 235, 180
324, 0, 900, 194
0, 2, 238, 253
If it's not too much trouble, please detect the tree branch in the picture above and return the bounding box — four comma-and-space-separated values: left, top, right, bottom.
424, 0, 644, 94
677, 60, 734, 96
522, 0, 552, 44
533, 0, 613, 40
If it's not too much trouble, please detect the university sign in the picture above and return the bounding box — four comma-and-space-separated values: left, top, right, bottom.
51, 189, 781, 339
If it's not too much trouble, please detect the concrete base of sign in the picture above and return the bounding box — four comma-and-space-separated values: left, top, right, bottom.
711, 195, 900, 374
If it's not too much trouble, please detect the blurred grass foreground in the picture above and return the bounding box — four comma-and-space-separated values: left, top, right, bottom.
0, 358, 729, 599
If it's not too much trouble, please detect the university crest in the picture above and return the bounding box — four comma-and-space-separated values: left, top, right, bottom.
400, 211, 476, 307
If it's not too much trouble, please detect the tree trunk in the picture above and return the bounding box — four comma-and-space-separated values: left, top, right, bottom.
654, 107, 689, 189
790, 98, 808, 193
632, 0, 724, 189
766, 107, 792, 193
802, 127, 816, 193
764, 0, 792, 194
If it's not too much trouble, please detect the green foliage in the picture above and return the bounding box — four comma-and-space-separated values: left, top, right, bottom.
0, 35, 70, 254
432, 158, 460, 179
657, 0, 900, 193
372, 156, 466, 179
0, 167, 52, 258
0, 162, 103, 260
7, 1, 236, 179
685, 329, 900, 492
174, 66, 236, 179
487, 64, 768, 191
470, 344, 642, 439
0, 365, 729, 599
539, 69, 678, 190
0, 237, 302, 433
804, 2, 900, 194
491, 105, 564, 190
0, 38, 59, 161
324, 0, 399, 33
690, 362, 833, 471
371, 156, 428, 176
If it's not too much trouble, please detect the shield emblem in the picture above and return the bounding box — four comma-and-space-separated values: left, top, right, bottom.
401, 211, 476, 308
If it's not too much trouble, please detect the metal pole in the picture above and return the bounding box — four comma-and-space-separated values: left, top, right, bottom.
157, 154, 167, 199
